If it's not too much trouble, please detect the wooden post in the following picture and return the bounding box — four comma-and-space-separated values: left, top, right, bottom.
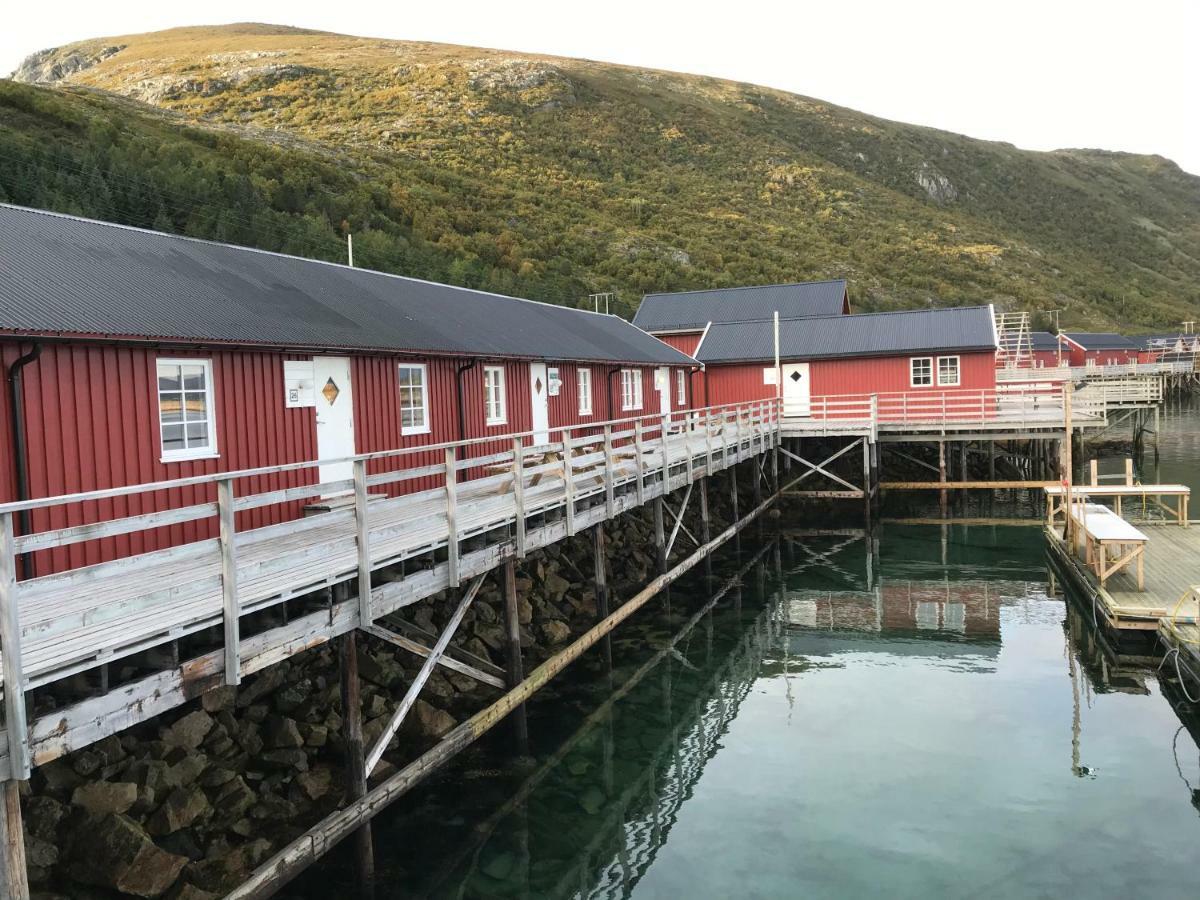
512, 438, 526, 557
653, 497, 667, 575
634, 420, 646, 505
0, 513, 30, 781
862, 437, 871, 526
938, 442, 947, 517
445, 447, 460, 586
729, 463, 740, 524
216, 478, 241, 686
338, 631, 374, 888
699, 475, 713, 580
0, 780, 28, 900
603, 424, 615, 519
353, 459, 373, 627
593, 525, 613, 671
502, 560, 528, 752
562, 428, 575, 536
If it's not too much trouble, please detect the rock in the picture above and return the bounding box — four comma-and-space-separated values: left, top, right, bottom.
517, 595, 533, 625
480, 848, 517, 880
24, 795, 67, 840
211, 776, 255, 823
236, 722, 265, 756
266, 716, 304, 749
201, 686, 237, 713
23, 834, 58, 868
357, 648, 403, 689
260, 748, 309, 772
542, 572, 571, 601
294, 767, 332, 801
409, 700, 455, 739
236, 666, 287, 707
540, 621, 571, 645
365, 693, 389, 718
164, 752, 208, 789
168, 883, 220, 900
473, 623, 506, 653
38, 760, 83, 797
300, 723, 328, 748
579, 784, 606, 815
127, 759, 171, 793
71, 781, 138, 816
161, 711, 214, 750
71, 749, 103, 777
159, 829, 205, 862
68, 813, 188, 897
199, 766, 237, 789
148, 787, 210, 836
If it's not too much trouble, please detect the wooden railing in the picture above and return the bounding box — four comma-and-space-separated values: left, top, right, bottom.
0, 399, 781, 779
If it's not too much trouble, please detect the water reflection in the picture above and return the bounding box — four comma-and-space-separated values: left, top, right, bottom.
303, 523, 1200, 900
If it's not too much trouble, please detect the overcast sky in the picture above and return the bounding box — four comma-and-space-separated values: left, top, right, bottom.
4, 0, 1198, 174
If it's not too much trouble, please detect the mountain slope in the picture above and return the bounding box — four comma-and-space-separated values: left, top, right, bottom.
7, 23, 1200, 328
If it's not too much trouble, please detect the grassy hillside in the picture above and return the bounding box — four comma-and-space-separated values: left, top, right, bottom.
6, 23, 1200, 328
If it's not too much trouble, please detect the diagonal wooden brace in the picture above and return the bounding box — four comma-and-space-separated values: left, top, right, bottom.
364, 573, 485, 774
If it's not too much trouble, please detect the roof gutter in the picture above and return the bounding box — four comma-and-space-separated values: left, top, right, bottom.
7, 342, 41, 579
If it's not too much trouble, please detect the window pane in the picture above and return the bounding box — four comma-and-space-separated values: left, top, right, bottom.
158, 366, 181, 391
184, 391, 208, 420
182, 365, 207, 390
186, 422, 209, 446
159, 394, 183, 424
401, 408, 415, 429
161, 424, 185, 452
398, 367, 412, 387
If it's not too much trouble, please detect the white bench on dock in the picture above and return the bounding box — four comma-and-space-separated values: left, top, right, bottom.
1069, 502, 1147, 590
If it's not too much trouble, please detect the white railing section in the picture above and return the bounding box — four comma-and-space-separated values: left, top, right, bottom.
0, 399, 782, 779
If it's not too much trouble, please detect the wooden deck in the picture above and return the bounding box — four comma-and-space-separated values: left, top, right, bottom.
0, 401, 780, 780
1045, 523, 1200, 631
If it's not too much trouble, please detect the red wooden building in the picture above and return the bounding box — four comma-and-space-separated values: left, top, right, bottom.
1029, 331, 1066, 368
656, 305, 1000, 420
1057, 332, 1140, 367
0, 205, 697, 574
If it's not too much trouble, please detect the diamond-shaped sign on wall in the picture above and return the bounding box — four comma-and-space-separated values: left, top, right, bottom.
790, 371, 803, 382
535, 377, 543, 394
322, 378, 341, 405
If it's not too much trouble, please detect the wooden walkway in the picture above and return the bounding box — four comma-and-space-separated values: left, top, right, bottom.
0, 401, 780, 780
1046, 524, 1200, 631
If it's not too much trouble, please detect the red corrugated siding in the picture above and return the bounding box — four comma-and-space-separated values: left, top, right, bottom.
809, 352, 996, 395
655, 333, 703, 356
698, 364, 775, 408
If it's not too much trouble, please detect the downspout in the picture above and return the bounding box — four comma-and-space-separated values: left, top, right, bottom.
7, 343, 42, 579
454, 360, 478, 482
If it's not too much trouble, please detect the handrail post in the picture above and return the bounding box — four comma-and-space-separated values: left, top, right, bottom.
659, 415, 670, 493
704, 411, 714, 475
633, 421, 645, 505
603, 424, 615, 518
870, 394, 879, 443
0, 512, 31, 778
512, 437, 526, 557
217, 477, 240, 686
445, 447, 460, 586
353, 459, 373, 626
563, 428, 576, 536
734, 406, 743, 461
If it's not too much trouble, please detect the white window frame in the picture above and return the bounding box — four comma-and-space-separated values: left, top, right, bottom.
910, 356, 934, 387
577, 368, 593, 416
937, 355, 961, 387
675, 369, 686, 406
484, 365, 507, 426
397, 362, 430, 436
157, 358, 218, 462
620, 369, 643, 411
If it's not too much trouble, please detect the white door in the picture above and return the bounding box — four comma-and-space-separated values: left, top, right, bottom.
782, 362, 811, 417
313, 356, 355, 491
529, 363, 550, 445
656, 366, 672, 418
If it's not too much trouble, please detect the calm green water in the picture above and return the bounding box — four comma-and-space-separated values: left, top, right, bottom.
295, 400, 1200, 899
295, 525, 1200, 899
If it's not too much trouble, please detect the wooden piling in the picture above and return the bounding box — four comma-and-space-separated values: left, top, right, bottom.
337, 631, 374, 888
653, 497, 667, 575
699, 476, 712, 580
938, 442, 947, 516
0, 780, 28, 900
502, 559, 529, 751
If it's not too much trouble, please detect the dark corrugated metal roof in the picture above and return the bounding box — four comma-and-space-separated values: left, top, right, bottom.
697, 306, 997, 364
633, 280, 848, 332
0, 205, 694, 366
1133, 333, 1194, 351
1030, 331, 1061, 351
1060, 332, 1138, 351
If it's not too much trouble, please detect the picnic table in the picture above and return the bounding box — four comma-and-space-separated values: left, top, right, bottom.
1069, 501, 1147, 590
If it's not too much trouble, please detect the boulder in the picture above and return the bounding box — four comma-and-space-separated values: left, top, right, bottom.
265, 716, 304, 749
168, 881, 220, 900
161, 711, 214, 750
236, 665, 288, 707
71, 780, 138, 816
24, 795, 67, 840
211, 776, 255, 823
540, 621, 571, 645
201, 685, 237, 713
23, 833, 58, 868
68, 813, 188, 897
260, 748, 309, 772
148, 787, 210, 836
294, 766, 332, 801
163, 752, 208, 790
409, 700, 456, 739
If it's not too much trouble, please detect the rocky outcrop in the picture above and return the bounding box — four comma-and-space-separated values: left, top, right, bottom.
915, 162, 958, 203
12, 43, 125, 83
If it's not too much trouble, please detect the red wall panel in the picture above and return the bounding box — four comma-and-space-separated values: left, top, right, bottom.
654, 333, 703, 357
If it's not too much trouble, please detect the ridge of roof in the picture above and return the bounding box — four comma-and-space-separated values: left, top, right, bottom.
703, 304, 993, 328
641, 279, 846, 299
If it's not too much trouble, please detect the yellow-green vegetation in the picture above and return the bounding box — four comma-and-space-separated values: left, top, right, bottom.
5, 23, 1200, 327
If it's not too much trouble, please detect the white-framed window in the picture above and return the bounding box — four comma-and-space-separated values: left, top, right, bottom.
910, 357, 933, 387
398, 363, 430, 435
620, 369, 643, 411
484, 365, 507, 425
675, 369, 686, 406
937, 356, 961, 386
577, 368, 593, 416
157, 358, 218, 461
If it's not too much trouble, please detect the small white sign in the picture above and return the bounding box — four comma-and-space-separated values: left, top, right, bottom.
763, 367, 778, 385
547, 367, 561, 396
284, 360, 316, 408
